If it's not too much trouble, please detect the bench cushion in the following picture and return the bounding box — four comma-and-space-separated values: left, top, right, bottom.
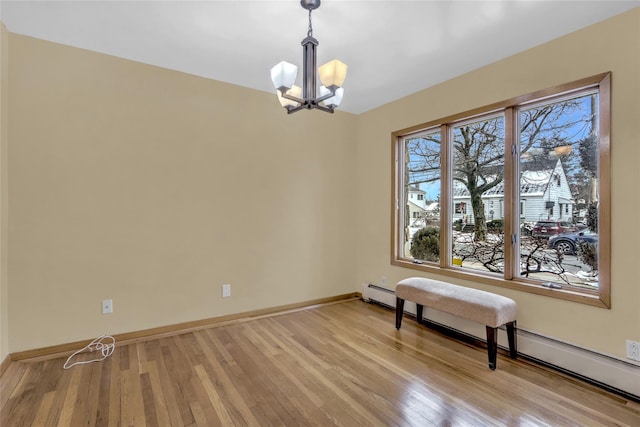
396, 277, 517, 328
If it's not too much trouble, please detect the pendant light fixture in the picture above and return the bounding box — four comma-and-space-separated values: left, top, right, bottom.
270, 0, 347, 114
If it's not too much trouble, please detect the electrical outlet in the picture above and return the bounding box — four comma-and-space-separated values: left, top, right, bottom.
381, 276, 387, 286
102, 299, 113, 314
627, 340, 640, 361
222, 284, 231, 298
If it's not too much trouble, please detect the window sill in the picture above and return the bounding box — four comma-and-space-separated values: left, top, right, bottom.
391, 258, 610, 308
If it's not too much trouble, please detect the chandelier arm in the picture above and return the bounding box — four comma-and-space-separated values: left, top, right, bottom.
278, 89, 305, 104
286, 104, 307, 114
286, 103, 334, 115
312, 88, 337, 104
312, 104, 335, 114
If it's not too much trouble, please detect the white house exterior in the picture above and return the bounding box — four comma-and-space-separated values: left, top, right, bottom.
452, 159, 574, 224
407, 186, 427, 226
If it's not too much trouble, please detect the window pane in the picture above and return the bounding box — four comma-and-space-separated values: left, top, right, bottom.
451, 115, 505, 273
402, 131, 441, 262
518, 92, 599, 290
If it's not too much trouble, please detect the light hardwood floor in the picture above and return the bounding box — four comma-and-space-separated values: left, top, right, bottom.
1, 298, 639, 426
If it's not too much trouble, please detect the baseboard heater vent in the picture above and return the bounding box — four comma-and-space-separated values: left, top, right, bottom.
362, 283, 396, 309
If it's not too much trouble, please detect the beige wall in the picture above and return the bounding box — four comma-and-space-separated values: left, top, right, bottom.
355, 8, 640, 359
7, 35, 357, 352
0, 22, 8, 363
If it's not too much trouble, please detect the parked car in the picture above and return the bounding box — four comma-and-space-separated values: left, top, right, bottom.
548, 230, 598, 254
532, 220, 577, 238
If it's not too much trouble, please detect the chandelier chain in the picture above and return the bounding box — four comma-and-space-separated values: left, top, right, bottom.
307, 9, 313, 37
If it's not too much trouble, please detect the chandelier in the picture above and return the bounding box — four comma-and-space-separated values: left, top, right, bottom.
270, 0, 347, 114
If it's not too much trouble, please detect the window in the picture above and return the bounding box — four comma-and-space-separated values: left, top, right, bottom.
402, 129, 442, 263
454, 202, 466, 214
393, 74, 610, 307
417, 194, 424, 200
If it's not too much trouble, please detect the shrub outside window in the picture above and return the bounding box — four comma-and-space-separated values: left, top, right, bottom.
392, 74, 610, 307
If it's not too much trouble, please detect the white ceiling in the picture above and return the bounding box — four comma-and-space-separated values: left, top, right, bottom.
1, 1, 638, 114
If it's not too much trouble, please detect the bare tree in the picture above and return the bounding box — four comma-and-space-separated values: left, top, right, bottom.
452, 118, 504, 241
452, 233, 572, 284
406, 99, 590, 242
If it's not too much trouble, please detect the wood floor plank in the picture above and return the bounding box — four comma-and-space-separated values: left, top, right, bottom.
94, 354, 113, 427
194, 331, 260, 426
0, 360, 27, 406
106, 347, 121, 427
120, 343, 146, 427
256, 316, 388, 426
72, 360, 102, 427
56, 363, 82, 426
250, 322, 324, 408
140, 372, 160, 427
187, 401, 206, 427
159, 337, 194, 426
29, 390, 55, 427
145, 361, 171, 426
1, 299, 639, 426
205, 329, 237, 368
194, 364, 234, 426
3, 362, 50, 427
148, 353, 184, 427
38, 359, 73, 426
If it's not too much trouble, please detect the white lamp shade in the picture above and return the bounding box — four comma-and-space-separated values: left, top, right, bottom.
319, 86, 344, 108
318, 59, 347, 88
270, 61, 298, 90
277, 85, 302, 108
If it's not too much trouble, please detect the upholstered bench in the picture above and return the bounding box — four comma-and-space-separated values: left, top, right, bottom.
395, 277, 517, 370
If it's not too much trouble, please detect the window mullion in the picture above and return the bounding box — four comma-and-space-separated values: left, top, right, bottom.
394, 135, 406, 262
597, 73, 611, 307
440, 125, 451, 269
503, 107, 516, 280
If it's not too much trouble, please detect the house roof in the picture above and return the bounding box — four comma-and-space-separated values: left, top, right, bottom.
407, 201, 425, 212
425, 202, 439, 212
453, 159, 559, 198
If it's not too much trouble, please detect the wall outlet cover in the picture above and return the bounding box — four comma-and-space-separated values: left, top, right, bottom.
626, 340, 640, 362
102, 299, 113, 314
222, 284, 231, 298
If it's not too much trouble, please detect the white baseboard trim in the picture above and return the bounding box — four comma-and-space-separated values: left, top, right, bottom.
362, 283, 640, 399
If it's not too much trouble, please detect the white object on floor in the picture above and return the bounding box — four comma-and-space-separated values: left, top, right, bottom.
63, 335, 116, 369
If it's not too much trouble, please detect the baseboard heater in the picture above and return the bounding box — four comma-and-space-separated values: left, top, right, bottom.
361, 282, 640, 400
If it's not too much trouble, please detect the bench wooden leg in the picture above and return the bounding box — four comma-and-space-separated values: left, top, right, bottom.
416, 304, 424, 325
506, 321, 517, 358
486, 326, 498, 370
395, 298, 405, 330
